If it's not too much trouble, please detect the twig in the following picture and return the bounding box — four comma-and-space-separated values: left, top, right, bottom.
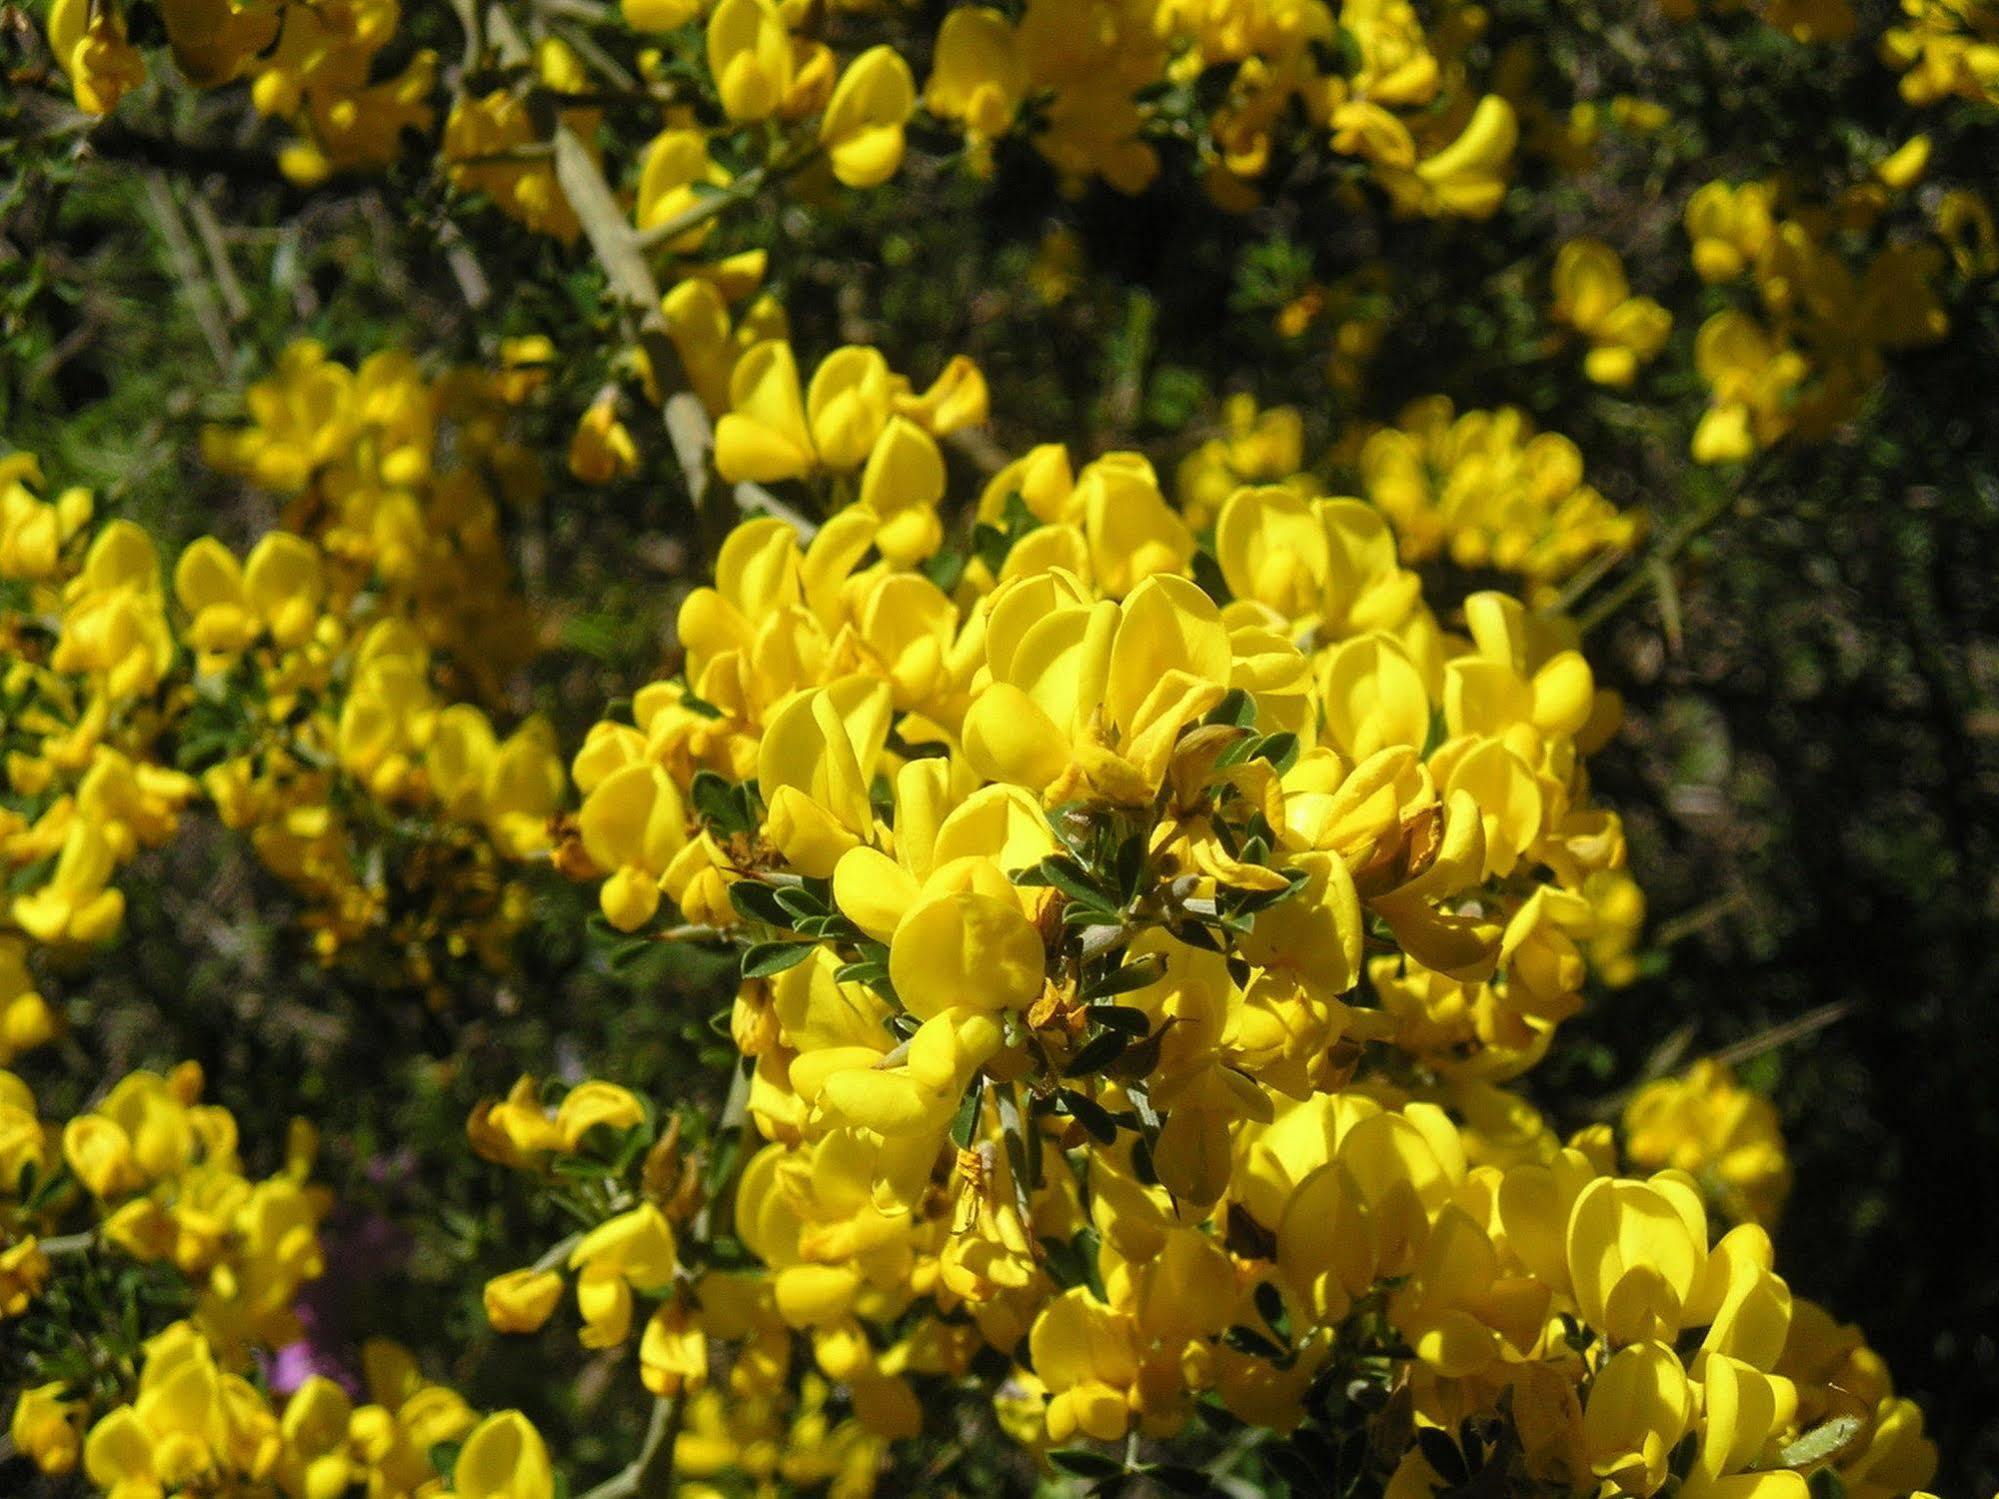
1650, 890, 1745, 948
1576, 461, 1767, 636
437, 219, 492, 310
141, 171, 233, 373
1708, 1001, 1850, 1069
532, 1230, 583, 1274
945, 425, 1010, 478
1542, 539, 1632, 619
36, 1231, 96, 1257
550, 125, 737, 554
1589, 1001, 1852, 1119
553, 20, 638, 92
184, 194, 249, 322
447, 0, 484, 75
576, 1384, 682, 1499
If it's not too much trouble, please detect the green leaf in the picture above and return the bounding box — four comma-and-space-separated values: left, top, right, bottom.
1416, 1426, 1469, 1487
429, 1441, 463, 1483
1055, 1088, 1119, 1144
773, 885, 828, 922
741, 941, 814, 978
1026, 856, 1118, 913
950, 1077, 985, 1150
1204, 688, 1257, 728
1084, 956, 1165, 1000
1779, 1416, 1864, 1469
1048, 1448, 1127, 1480
691, 770, 750, 834
834, 956, 891, 988
1063, 1030, 1131, 1078
728, 882, 792, 928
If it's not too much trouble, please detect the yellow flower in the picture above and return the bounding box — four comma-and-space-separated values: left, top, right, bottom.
961, 572, 1231, 804
1, 1237, 52, 1318
1691, 311, 1808, 464
820, 47, 916, 189
707, 0, 792, 122
1685, 181, 1776, 283
1565, 1172, 1708, 1346
925, 7, 1026, 140
624, 0, 704, 30
174, 534, 326, 660
11, 1381, 82, 1474
567, 1204, 679, 1347
1582, 1340, 1693, 1496
46, 0, 147, 114
484, 1269, 566, 1334
568, 398, 641, 485
1029, 1287, 1141, 1443
1551, 239, 1671, 388
452, 1410, 555, 1499
1622, 1060, 1791, 1227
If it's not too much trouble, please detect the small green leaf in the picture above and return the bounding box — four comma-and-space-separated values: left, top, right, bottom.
1084, 957, 1165, 1000
950, 1078, 985, 1150
1064, 1030, 1131, 1078
1055, 1089, 1119, 1144
728, 881, 792, 928
741, 941, 814, 978
1048, 1448, 1127, 1479
1779, 1416, 1864, 1469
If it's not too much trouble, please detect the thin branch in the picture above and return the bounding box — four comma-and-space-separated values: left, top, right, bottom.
945, 424, 1010, 478
576, 1385, 681, 1499
141, 171, 233, 372
531, 1230, 583, 1274
633, 169, 769, 251
1708, 1001, 1850, 1069
1651, 890, 1746, 949
184, 194, 249, 322
1542, 538, 1632, 619
1576, 459, 1769, 636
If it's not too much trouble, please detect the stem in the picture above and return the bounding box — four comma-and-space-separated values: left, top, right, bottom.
576, 1387, 682, 1499
36, 1231, 96, 1257
1542, 539, 1632, 619
1576, 459, 1768, 636
632, 168, 769, 251
141, 172, 233, 373
1708, 1001, 1850, 1069
1650, 890, 1746, 948
531, 1231, 583, 1274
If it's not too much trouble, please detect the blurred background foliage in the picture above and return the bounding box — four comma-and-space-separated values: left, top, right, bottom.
3, 0, 1997, 1490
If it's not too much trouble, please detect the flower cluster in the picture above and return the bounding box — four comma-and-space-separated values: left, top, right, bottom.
45, 0, 1522, 236
2, 1062, 327, 1351
1683, 161, 1954, 466
0, 351, 561, 1031
45, 0, 435, 180
2, 1061, 547, 1498
1881, 0, 1999, 107
1622, 1059, 1792, 1230
1358, 398, 1644, 601
924, 0, 1520, 215
16, 0, 1994, 1491
504, 443, 1939, 1496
